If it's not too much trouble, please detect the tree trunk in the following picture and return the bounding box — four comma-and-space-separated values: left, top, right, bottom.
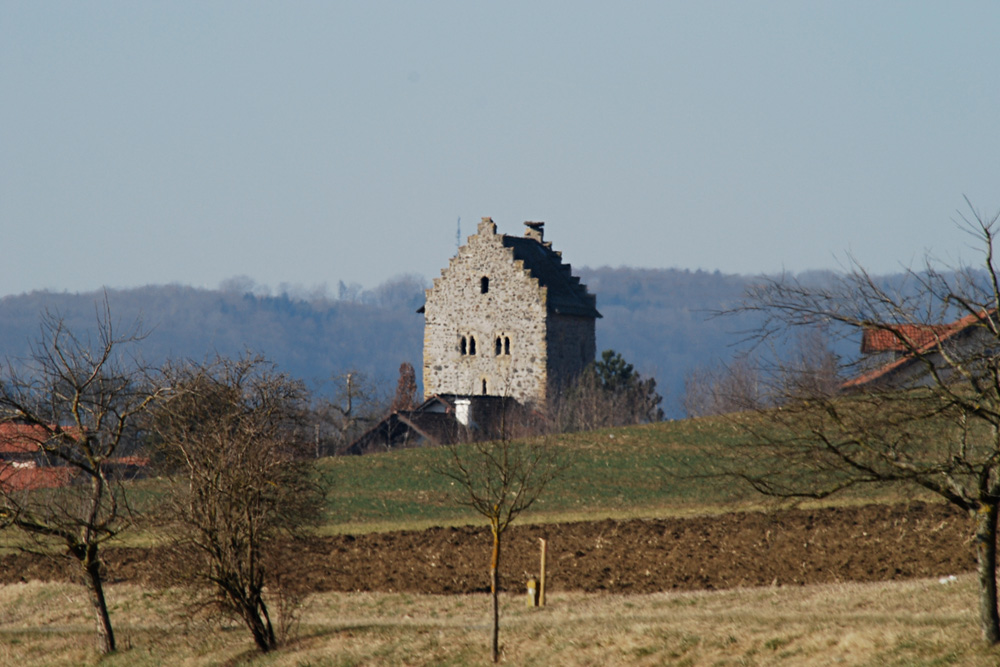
83, 555, 116, 655
231, 588, 277, 653
975, 501, 1000, 644
245, 611, 276, 653
490, 527, 501, 663
254, 594, 278, 652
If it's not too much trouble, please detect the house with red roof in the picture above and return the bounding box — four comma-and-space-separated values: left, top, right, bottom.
0, 422, 58, 466
0, 421, 148, 492
0, 422, 70, 491
845, 311, 997, 390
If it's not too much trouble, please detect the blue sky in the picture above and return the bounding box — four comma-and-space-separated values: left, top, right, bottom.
3, 2, 999, 298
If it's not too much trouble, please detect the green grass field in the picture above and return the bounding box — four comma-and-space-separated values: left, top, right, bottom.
12, 417, 774, 548
316, 416, 928, 535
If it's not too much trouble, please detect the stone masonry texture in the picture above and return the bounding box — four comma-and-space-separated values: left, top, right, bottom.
421, 218, 597, 406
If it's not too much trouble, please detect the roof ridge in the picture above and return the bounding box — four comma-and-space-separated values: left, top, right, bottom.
846, 310, 996, 389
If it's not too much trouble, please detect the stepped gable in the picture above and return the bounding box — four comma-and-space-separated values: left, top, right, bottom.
500, 234, 600, 319
419, 217, 599, 407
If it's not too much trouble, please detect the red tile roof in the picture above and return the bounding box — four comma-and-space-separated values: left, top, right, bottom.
0, 422, 82, 455
0, 464, 77, 491
846, 311, 991, 389
0, 423, 51, 455
107, 456, 149, 467
860, 324, 958, 354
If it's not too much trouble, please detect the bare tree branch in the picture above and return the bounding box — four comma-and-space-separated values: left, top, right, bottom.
710, 201, 1000, 644
151, 354, 322, 653
0, 299, 161, 655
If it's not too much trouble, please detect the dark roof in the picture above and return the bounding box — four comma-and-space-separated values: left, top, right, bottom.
501, 235, 601, 318
343, 394, 537, 455
343, 396, 464, 455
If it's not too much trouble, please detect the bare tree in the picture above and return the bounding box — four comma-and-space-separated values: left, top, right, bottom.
682, 354, 767, 418
152, 355, 322, 653
311, 370, 385, 455
0, 303, 161, 655
437, 411, 563, 662
716, 200, 1000, 643
549, 349, 663, 432
682, 327, 839, 417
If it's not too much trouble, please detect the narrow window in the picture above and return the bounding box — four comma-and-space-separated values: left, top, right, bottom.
482, 379, 488, 395
469, 336, 477, 355
504, 337, 510, 355
495, 337, 502, 356
460, 337, 467, 355
480, 276, 489, 294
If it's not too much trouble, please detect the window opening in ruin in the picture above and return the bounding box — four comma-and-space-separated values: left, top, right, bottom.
469, 336, 477, 355
482, 379, 487, 395
504, 337, 510, 355
495, 337, 502, 356
460, 337, 467, 355
480, 276, 489, 294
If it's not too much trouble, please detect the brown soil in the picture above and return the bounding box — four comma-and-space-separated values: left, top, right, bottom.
0, 502, 976, 595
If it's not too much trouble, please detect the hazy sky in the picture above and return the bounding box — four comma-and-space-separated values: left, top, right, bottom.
3, 2, 999, 298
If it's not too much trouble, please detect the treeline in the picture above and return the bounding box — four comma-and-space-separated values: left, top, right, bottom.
0, 280, 425, 395
579, 266, 767, 409
0, 268, 853, 416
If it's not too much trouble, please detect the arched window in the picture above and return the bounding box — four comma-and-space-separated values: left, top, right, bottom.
469, 336, 477, 355
460, 337, 467, 355
482, 379, 488, 395
504, 337, 510, 355
480, 276, 489, 294
495, 337, 502, 356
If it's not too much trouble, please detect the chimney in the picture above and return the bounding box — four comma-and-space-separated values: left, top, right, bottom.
524, 221, 545, 243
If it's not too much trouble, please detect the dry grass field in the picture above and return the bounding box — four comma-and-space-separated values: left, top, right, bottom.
2, 575, 999, 666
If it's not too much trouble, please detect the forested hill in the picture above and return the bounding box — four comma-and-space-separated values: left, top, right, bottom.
0, 268, 820, 415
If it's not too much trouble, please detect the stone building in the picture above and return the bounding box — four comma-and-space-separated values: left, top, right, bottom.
419, 217, 600, 406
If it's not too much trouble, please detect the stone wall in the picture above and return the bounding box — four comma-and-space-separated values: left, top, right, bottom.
423, 219, 549, 404
546, 313, 597, 396
422, 217, 596, 407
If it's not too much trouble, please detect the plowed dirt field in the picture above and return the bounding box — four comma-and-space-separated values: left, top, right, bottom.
0, 502, 976, 594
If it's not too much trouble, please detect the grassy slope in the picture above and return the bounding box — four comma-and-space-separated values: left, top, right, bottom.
13, 416, 761, 548
318, 415, 928, 535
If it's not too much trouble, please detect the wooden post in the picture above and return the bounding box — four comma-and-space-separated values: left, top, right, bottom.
539, 538, 547, 606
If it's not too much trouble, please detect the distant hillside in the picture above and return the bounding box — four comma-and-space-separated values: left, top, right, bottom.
580, 267, 760, 397
0, 268, 848, 416
0, 280, 426, 394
